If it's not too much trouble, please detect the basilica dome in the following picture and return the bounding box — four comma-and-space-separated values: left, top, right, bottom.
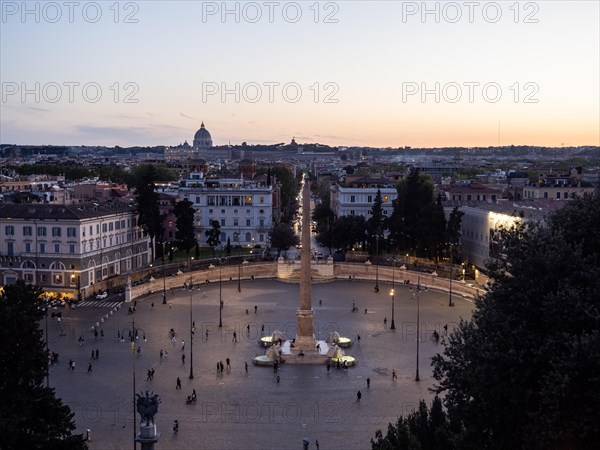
193, 122, 213, 149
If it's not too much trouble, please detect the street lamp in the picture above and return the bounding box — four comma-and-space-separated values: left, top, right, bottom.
390, 258, 396, 330
162, 243, 167, 304
130, 317, 137, 450
414, 277, 421, 382
374, 236, 380, 292
234, 232, 241, 293
448, 244, 454, 307
218, 259, 223, 328
189, 268, 194, 380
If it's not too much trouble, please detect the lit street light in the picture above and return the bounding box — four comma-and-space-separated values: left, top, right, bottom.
390, 258, 396, 330
218, 258, 223, 328
414, 277, 421, 382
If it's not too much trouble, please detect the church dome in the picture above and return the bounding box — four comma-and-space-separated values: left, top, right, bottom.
193, 122, 213, 149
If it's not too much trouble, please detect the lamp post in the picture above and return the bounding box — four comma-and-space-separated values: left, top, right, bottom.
234, 232, 241, 293
189, 266, 194, 380
390, 258, 396, 330
43, 303, 49, 387
130, 317, 137, 450
218, 259, 223, 328
415, 277, 421, 382
162, 243, 167, 304
448, 244, 454, 307
374, 235, 379, 293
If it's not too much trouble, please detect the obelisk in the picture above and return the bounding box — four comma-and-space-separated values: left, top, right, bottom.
295, 175, 316, 352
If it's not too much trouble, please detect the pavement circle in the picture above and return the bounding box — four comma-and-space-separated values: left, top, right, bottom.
47, 279, 474, 450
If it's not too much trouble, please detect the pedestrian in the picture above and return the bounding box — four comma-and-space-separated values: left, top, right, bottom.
276, 375, 280, 383
326, 362, 330, 372
169, 303, 172, 309
181, 354, 185, 364
100, 329, 104, 338
245, 361, 248, 372
254, 305, 257, 313
364, 308, 368, 314
246, 324, 250, 334
232, 332, 237, 342
357, 334, 361, 342
392, 369, 397, 380
151, 302, 154, 309
147, 369, 152, 381
176, 377, 181, 390
220, 361, 224, 373
71, 361, 75, 371
316, 439, 320, 450
226, 357, 230, 370
319, 299, 322, 305
91, 350, 95, 360
181, 340, 185, 351
160, 349, 164, 358
217, 362, 220, 373
151, 368, 155, 380
87, 363, 92, 373
261, 324, 264, 333
68, 359, 73, 370
137, 345, 142, 356
443, 323, 448, 335
95, 348, 99, 360
367, 377, 371, 388
384, 317, 387, 326
246, 308, 249, 315
205, 329, 209, 340
357, 390, 362, 402
94, 329, 98, 340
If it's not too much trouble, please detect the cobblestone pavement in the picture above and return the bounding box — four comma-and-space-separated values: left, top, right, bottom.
47, 279, 474, 450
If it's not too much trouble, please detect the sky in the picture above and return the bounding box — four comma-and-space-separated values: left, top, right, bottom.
1, 1, 599, 148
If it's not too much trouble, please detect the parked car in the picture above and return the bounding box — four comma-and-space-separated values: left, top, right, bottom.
96, 291, 108, 300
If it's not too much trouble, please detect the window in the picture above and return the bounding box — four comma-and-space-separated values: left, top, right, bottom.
207, 196, 215, 206
109, 222, 114, 231
67, 227, 77, 237
246, 209, 250, 214
383, 195, 389, 202
54, 244, 60, 253
544, 192, 548, 199
383, 210, 388, 215
234, 209, 238, 214
22, 260, 35, 269
52, 227, 61, 237
350, 195, 355, 203
259, 219, 265, 227
246, 219, 251, 227
196, 196, 201, 204
25, 243, 31, 252
7, 242, 14, 256
350, 210, 355, 215
556, 192, 561, 199
245, 232, 251, 242
38, 227, 47, 237
96, 224, 100, 233
5, 225, 14, 236
367, 196, 372, 203
40, 243, 46, 253
121, 220, 126, 229
23, 226, 32, 236
259, 234, 264, 242
221, 209, 225, 214
233, 218, 238, 227
102, 223, 107, 232
53, 274, 63, 285
245, 196, 253, 205
90, 242, 93, 251
259, 196, 264, 204
220, 219, 226, 226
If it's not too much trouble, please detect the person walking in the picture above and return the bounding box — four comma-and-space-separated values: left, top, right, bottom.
176, 377, 181, 390
254, 305, 257, 313
87, 363, 92, 373
232, 332, 237, 343
137, 345, 142, 356
205, 329, 209, 340
392, 369, 397, 380
226, 357, 230, 370
367, 377, 371, 388
245, 361, 248, 372
246, 324, 250, 334
181, 354, 185, 365
181, 340, 185, 351
384, 317, 387, 326
356, 390, 362, 402
91, 350, 95, 360
95, 349, 99, 360
357, 334, 361, 342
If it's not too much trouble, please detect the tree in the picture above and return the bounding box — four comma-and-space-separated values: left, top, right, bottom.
446, 206, 464, 262
367, 189, 386, 253
134, 164, 163, 261
269, 222, 299, 256
388, 169, 444, 256
331, 215, 367, 251
226, 237, 231, 257
0, 280, 88, 449
430, 192, 600, 449
205, 220, 221, 258
371, 396, 451, 450
173, 199, 196, 258
312, 202, 335, 252
257, 166, 299, 222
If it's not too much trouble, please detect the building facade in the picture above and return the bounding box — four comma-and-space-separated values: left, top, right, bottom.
177, 174, 275, 248
0, 203, 150, 298
330, 183, 397, 219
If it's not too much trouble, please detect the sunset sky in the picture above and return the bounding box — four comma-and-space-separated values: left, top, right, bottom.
1, 1, 598, 148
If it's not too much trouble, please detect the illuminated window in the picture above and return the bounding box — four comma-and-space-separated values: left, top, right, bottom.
383, 195, 389, 202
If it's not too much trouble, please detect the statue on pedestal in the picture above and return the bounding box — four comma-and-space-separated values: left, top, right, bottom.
136, 390, 161, 426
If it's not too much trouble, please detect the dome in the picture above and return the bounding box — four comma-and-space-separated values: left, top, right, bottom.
193, 122, 213, 149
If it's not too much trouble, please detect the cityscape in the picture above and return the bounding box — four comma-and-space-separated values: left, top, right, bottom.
1, 1, 599, 450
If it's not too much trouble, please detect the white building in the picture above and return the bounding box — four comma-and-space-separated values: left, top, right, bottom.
330, 179, 397, 220
177, 173, 274, 248
0, 202, 150, 298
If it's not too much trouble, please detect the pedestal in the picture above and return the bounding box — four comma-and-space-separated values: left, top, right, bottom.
296, 309, 315, 339
136, 424, 160, 450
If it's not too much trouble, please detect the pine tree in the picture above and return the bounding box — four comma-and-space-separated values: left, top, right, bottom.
0, 281, 88, 449
173, 199, 197, 258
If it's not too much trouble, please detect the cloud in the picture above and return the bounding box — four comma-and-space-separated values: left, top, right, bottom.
180, 113, 199, 121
